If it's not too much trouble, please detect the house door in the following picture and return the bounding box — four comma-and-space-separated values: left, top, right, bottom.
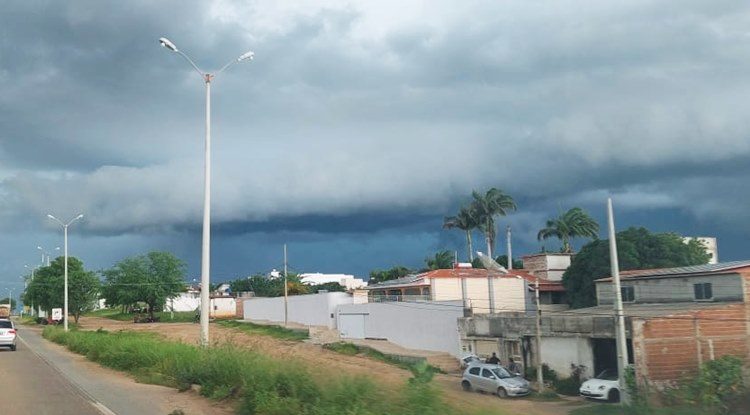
339, 313, 367, 339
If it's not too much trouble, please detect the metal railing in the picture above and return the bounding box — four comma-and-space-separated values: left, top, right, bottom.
369, 294, 432, 303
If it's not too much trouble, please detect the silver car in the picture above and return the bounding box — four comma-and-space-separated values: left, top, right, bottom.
0, 319, 17, 351
461, 363, 530, 398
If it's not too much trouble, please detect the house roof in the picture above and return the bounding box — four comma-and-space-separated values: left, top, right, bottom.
595, 260, 750, 283
367, 268, 564, 292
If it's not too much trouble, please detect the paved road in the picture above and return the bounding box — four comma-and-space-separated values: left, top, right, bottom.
0, 328, 104, 415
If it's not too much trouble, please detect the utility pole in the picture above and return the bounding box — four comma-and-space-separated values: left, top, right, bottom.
607, 198, 629, 404
535, 278, 544, 392
283, 244, 289, 327
506, 226, 513, 271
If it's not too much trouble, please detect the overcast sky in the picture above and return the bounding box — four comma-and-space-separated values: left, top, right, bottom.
2, 1, 749, 293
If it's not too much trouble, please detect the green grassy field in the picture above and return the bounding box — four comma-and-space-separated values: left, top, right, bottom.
217, 320, 309, 341
86, 308, 197, 323
42, 327, 497, 415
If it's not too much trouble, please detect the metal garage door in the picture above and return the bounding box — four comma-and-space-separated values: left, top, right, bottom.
339, 313, 366, 339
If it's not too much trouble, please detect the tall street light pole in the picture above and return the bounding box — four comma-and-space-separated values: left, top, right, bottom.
38, 245, 60, 266
159, 37, 254, 347
47, 213, 84, 332
24, 264, 39, 316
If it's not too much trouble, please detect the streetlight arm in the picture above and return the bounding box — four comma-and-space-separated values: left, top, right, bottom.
65, 214, 84, 227
47, 214, 64, 227
176, 50, 205, 79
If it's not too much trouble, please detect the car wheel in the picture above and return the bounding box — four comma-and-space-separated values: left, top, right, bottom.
496, 387, 508, 398
10, 345, 17, 351
461, 380, 472, 392
608, 389, 620, 403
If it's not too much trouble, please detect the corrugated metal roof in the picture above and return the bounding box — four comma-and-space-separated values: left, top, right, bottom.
596, 260, 750, 281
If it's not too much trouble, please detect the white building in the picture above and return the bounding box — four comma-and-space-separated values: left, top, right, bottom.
299, 273, 367, 290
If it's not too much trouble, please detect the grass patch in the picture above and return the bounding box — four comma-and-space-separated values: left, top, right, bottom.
42, 326, 482, 415
527, 389, 562, 401
323, 342, 444, 375
85, 308, 197, 323
218, 320, 309, 341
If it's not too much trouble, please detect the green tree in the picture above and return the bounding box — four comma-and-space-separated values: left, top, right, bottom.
425, 250, 455, 270
470, 188, 516, 258
103, 251, 186, 319
233, 273, 310, 297
309, 281, 346, 293
368, 266, 413, 285
23, 256, 100, 322
563, 227, 712, 308
537, 207, 600, 253
443, 206, 479, 262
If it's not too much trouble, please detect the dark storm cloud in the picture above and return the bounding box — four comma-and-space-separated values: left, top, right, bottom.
2, 0, 750, 283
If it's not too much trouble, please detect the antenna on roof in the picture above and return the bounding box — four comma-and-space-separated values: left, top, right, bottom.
476, 252, 509, 274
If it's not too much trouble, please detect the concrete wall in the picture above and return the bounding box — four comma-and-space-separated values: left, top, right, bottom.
210, 297, 237, 318
166, 292, 201, 312
597, 274, 743, 305
541, 337, 594, 378
431, 276, 532, 314
243, 292, 353, 328
522, 254, 572, 281
337, 300, 464, 356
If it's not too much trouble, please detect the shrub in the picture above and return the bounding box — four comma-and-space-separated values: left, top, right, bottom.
553, 364, 584, 396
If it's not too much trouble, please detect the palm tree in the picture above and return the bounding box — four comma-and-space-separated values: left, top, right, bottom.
471, 188, 517, 258
537, 207, 599, 253
443, 206, 478, 262
425, 250, 455, 270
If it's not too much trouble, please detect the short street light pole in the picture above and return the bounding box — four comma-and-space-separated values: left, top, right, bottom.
47, 214, 84, 332
159, 37, 254, 347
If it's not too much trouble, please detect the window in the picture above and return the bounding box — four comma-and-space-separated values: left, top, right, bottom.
469, 367, 480, 376
481, 369, 495, 379
621, 286, 635, 302
694, 283, 713, 300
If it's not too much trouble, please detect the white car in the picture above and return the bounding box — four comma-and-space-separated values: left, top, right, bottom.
461, 363, 530, 398
460, 354, 482, 368
0, 319, 17, 351
579, 369, 620, 402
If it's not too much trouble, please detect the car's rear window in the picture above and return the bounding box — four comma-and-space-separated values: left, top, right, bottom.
0, 321, 12, 328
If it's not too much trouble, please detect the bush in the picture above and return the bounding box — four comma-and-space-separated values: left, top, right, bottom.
553, 364, 584, 396
683, 356, 745, 414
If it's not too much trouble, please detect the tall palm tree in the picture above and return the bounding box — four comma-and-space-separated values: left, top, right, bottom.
537, 207, 599, 253
471, 188, 517, 258
443, 206, 478, 262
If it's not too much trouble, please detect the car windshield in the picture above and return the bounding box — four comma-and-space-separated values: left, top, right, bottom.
0, 321, 12, 328
596, 369, 618, 380
491, 367, 512, 379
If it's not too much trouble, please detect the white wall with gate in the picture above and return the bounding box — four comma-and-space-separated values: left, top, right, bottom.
337, 301, 464, 357
243, 292, 353, 328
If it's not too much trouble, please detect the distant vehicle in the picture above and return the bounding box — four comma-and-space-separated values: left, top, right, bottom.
579, 369, 620, 402
461, 363, 530, 398
0, 305, 10, 319
0, 319, 17, 351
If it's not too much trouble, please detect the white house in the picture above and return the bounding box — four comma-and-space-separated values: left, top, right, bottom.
299, 273, 367, 290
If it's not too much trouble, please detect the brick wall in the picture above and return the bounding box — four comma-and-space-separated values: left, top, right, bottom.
634, 303, 749, 384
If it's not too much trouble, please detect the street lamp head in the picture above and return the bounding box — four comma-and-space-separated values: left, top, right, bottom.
37, 246, 43, 250
75, 214, 84, 220
47, 214, 56, 220
159, 37, 179, 52
238, 51, 255, 62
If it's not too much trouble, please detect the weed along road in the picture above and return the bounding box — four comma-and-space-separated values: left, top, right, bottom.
4, 324, 232, 415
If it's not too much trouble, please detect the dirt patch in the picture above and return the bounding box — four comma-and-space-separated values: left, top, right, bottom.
78, 316, 579, 415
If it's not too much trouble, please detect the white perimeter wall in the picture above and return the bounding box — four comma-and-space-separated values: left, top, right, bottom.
243, 292, 353, 328
337, 301, 464, 357
166, 292, 201, 312
540, 337, 594, 379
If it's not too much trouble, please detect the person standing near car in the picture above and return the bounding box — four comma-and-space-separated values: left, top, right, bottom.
508, 358, 522, 375
486, 352, 500, 365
